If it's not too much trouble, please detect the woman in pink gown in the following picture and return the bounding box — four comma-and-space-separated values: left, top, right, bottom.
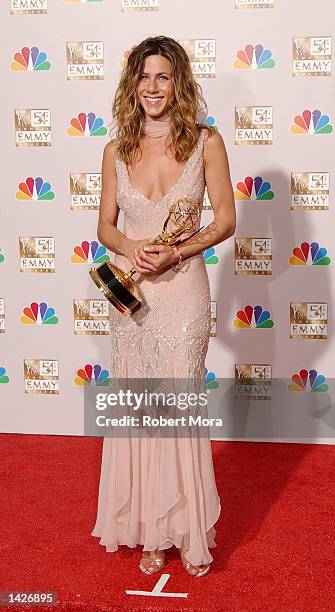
91, 36, 235, 577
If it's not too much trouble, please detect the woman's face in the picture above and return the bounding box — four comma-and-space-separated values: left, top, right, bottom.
137, 54, 174, 119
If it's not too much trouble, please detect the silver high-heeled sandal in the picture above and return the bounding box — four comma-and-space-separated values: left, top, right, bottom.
180, 549, 211, 577
139, 550, 166, 575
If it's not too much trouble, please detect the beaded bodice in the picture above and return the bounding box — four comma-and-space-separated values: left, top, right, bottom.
109, 127, 210, 379
114, 128, 207, 241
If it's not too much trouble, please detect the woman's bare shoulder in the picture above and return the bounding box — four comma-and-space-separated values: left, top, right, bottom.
103, 138, 117, 157
201, 127, 228, 170
101, 139, 119, 178
201, 125, 224, 146
102, 139, 120, 171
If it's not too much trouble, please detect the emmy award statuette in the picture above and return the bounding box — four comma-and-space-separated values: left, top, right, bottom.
89, 198, 202, 316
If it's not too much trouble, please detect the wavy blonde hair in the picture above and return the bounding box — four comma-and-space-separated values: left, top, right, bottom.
111, 36, 214, 165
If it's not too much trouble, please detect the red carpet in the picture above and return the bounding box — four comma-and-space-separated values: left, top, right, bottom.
0, 433, 334, 611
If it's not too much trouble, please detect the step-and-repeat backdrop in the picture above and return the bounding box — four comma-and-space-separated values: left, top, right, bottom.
1, 0, 334, 442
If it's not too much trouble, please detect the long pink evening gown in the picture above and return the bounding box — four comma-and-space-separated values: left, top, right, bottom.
91, 127, 221, 566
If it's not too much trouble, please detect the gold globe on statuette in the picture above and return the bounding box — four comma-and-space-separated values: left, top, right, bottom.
89, 198, 202, 316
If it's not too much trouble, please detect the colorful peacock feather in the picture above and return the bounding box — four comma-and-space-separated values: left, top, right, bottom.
20, 302, 59, 325
74, 364, 109, 386
205, 368, 219, 389
289, 242, 331, 266
119, 44, 138, 69
234, 44, 275, 70
233, 305, 274, 328
11, 46, 51, 71
0, 367, 9, 384
234, 176, 274, 201
205, 116, 219, 131
16, 177, 55, 201
71, 240, 110, 264
67, 112, 107, 136
203, 247, 219, 265
288, 369, 328, 392
291, 109, 333, 134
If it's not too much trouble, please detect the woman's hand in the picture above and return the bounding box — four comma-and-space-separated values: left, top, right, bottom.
123, 238, 152, 271
133, 244, 179, 275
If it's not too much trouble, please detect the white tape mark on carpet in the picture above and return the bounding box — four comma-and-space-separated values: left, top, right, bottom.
126, 573, 188, 598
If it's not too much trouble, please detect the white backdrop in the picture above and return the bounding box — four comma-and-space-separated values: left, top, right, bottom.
1, 0, 334, 443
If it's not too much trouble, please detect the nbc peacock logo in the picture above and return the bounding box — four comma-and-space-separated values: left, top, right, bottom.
233, 305, 274, 328
205, 368, 219, 390
67, 112, 107, 137
0, 366, 9, 384
71, 240, 110, 264
20, 302, 59, 325
0, 249, 4, 264
203, 247, 219, 265
235, 176, 274, 201
11, 47, 51, 71
233, 44, 275, 70
120, 45, 138, 70
205, 116, 219, 131
289, 242, 331, 266
16, 177, 55, 201
74, 364, 109, 386
288, 369, 328, 392
290, 109, 333, 134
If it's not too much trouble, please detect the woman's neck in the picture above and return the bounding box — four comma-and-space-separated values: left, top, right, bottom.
142, 112, 172, 138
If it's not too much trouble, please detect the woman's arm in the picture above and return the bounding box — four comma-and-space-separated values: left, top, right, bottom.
97, 140, 127, 255
177, 128, 236, 259
97, 140, 150, 267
